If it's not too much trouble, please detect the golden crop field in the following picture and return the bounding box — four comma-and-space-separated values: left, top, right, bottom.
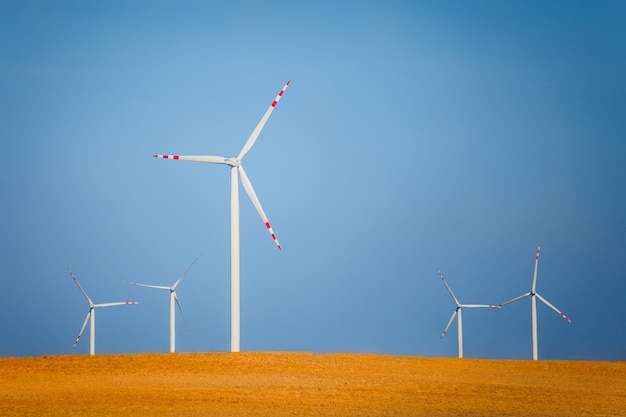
1, 352, 624, 417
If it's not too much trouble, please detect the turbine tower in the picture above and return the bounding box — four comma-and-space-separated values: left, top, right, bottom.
437, 269, 498, 358
153, 80, 290, 352
125, 254, 201, 353
499, 245, 572, 360
68, 268, 139, 355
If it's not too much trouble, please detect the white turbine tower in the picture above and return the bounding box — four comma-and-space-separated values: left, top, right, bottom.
437, 269, 498, 358
153, 80, 290, 352
499, 245, 572, 360
125, 254, 201, 353
68, 268, 140, 356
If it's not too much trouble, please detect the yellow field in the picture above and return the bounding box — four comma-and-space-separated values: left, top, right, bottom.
0, 352, 624, 416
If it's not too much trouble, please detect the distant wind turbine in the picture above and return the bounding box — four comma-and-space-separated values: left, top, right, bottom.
499, 245, 572, 360
437, 269, 499, 358
125, 254, 202, 353
68, 268, 139, 355
153, 80, 290, 352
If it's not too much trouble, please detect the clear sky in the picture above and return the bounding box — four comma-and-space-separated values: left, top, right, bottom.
1, 1, 625, 360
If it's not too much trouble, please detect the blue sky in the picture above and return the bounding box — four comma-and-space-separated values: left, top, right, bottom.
1, 1, 625, 360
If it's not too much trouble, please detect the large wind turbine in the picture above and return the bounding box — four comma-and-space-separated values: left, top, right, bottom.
154, 80, 290, 352
436, 269, 498, 358
68, 268, 140, 355
499, 245, 572, 360
125, 254, 201, 353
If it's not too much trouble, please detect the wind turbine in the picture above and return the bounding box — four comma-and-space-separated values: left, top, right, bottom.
499, 245, 572, 360
125, 254, 201, 353
436, 269, 498, 358
68, 268, 140, 355
153, 80, 290, 352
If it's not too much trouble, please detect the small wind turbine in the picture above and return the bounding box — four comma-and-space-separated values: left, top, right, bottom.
153, 80, 290, 352
499, 245, 572, 360
68, 268, 140, 355
125, 254, 202, 353
436, 269, 499, 358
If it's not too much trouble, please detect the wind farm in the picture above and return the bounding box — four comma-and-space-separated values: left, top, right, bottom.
4, 1, 626, 416
60, 83, 573, 361
58, 81, 577, 363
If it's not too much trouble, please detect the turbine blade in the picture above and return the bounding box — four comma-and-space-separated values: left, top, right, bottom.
172, 252, 204, 290
460, 304, 494, 308
536, 293, 572, 323
237, 80, 290, 161
499, 292, 532, 306
238, 165, 281, 250
73, 310, 91, 348
68, 268, 94, 306
174, 292, 189, 332
94, 301, 140, 307
153, 154, 227, 164
532, 245, 541, 292
441, 309, 458, 339
124, 281, 170, 290
437, 269, 461, 307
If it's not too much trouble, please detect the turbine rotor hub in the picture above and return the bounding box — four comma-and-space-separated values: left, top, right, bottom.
225, 158, 240, 167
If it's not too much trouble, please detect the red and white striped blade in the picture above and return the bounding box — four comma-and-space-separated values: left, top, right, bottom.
68, 268, 93, 306
441, 309, 458, 339
153, 154, 227, 164
237, 80, 290, 161
460, 304, 494, 308
536, 293, 572, 323
532, 245, 541, 292
437, 269, 461, 307
238, 165, 281, 250
73, 310, 91, 348
94, 301, 140, 308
